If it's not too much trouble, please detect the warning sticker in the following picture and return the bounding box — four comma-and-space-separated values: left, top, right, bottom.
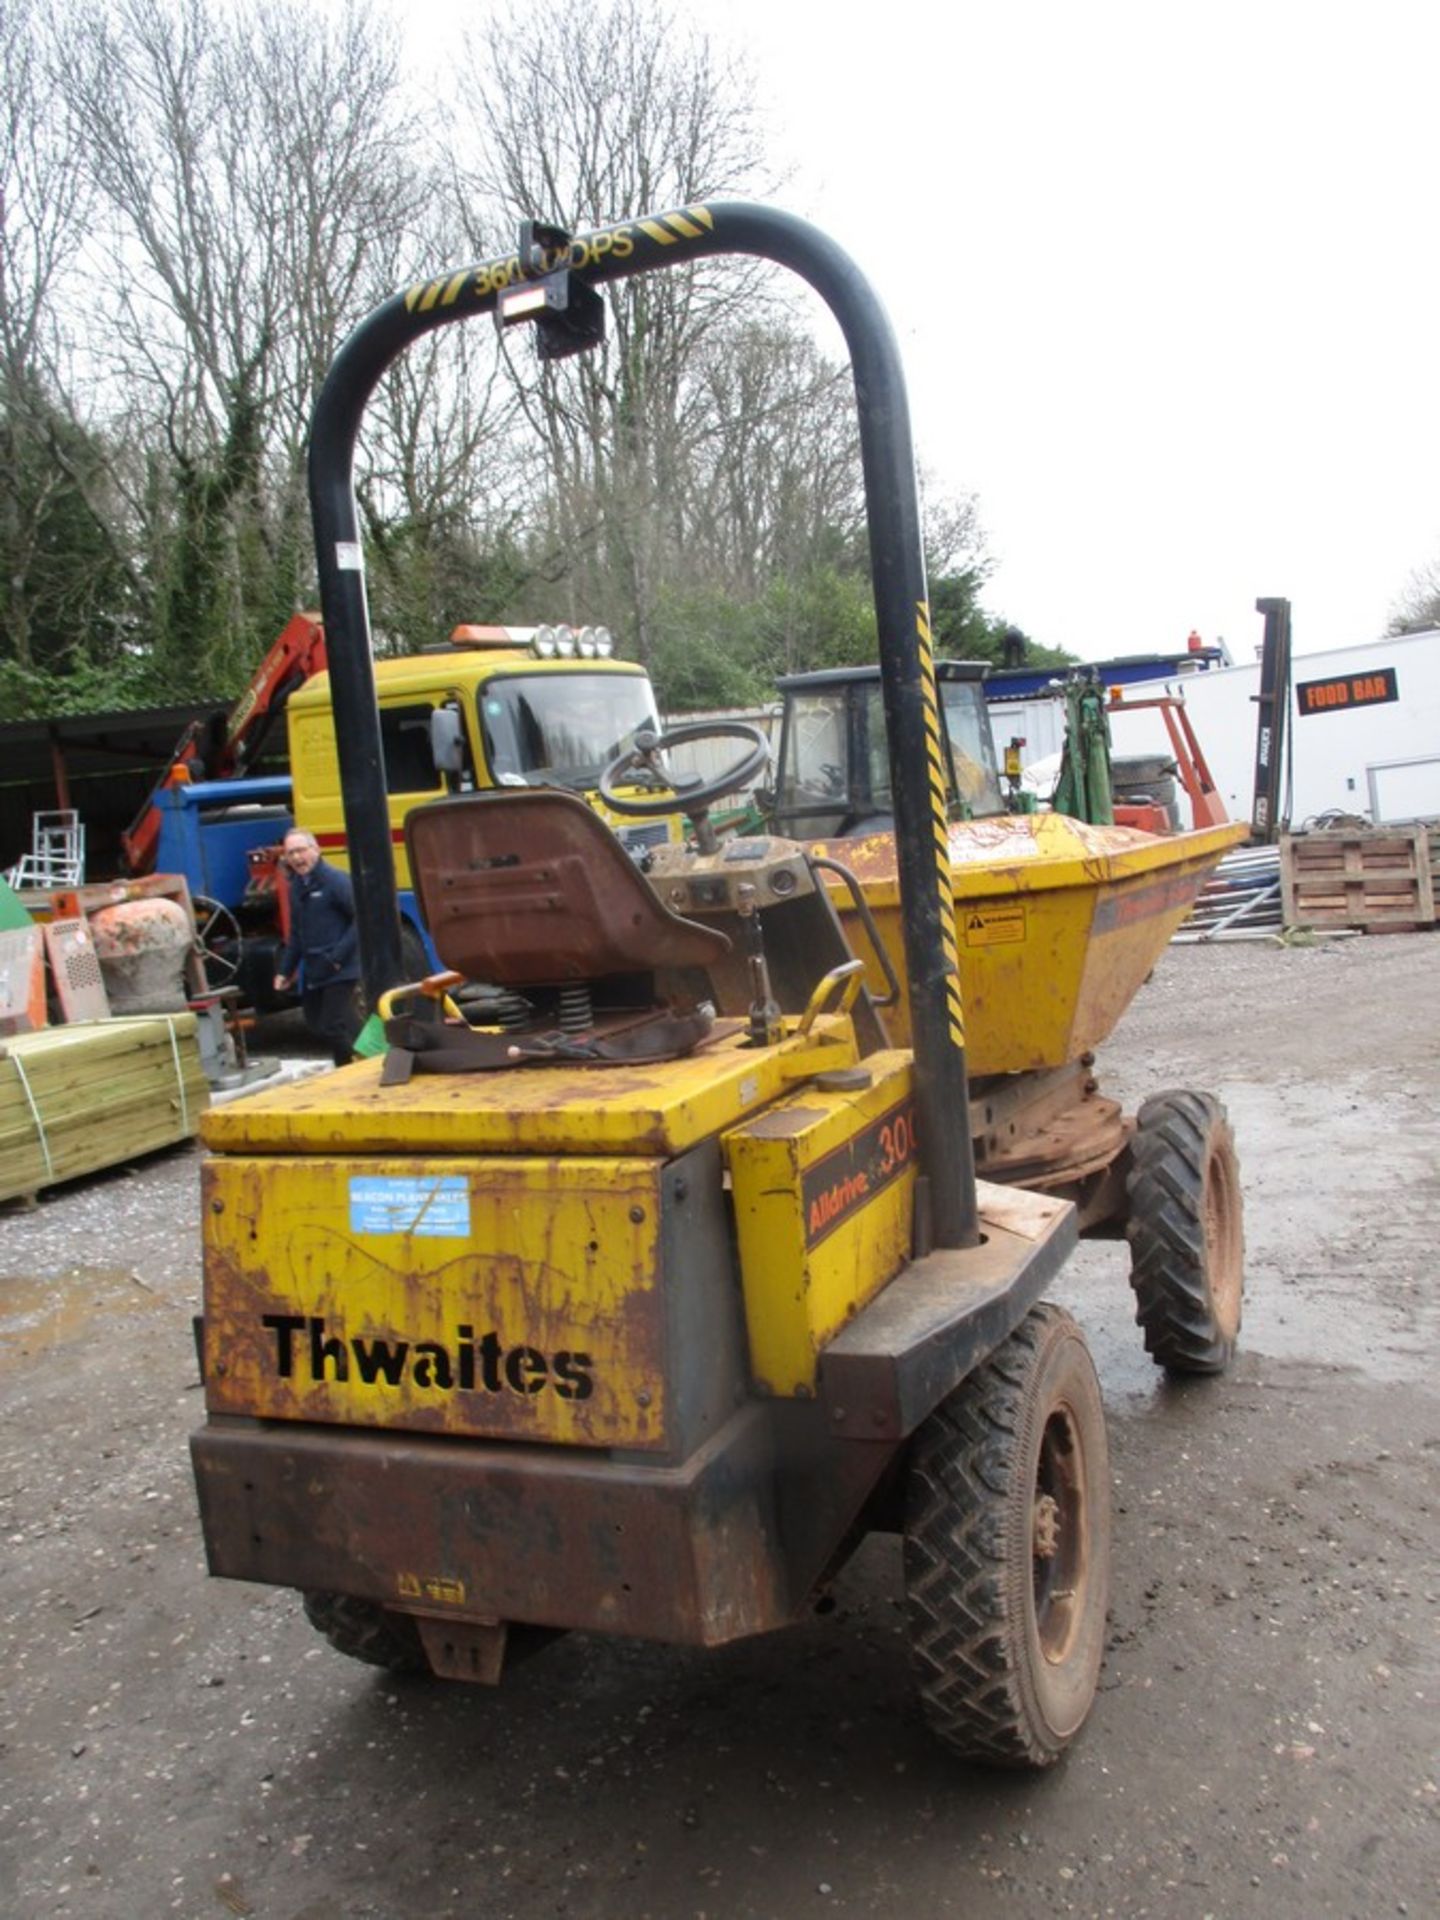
349, 1174, 471, 1238
962, 905, 1026, 947
398, 1571, 467, 1606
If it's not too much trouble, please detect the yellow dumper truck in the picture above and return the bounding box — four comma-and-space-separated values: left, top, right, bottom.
191, 203, 1243, 1767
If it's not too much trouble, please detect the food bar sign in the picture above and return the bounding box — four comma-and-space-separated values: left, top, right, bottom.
1296, 668, 1399, 716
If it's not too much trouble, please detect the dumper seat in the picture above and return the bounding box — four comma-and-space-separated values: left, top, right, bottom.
383, 790, 731, 1075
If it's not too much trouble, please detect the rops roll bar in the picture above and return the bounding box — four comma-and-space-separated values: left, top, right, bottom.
306, 200, 980, 1246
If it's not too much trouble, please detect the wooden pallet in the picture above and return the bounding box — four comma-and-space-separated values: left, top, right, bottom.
1280, 824, 1436, 932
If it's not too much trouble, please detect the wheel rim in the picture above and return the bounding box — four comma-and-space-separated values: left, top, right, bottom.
1032, 1401, 1090, 1666
1203, 1138, 1243, 1341
192, 894, 242, 987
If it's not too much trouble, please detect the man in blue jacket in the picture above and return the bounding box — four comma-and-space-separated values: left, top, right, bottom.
273, 829, 362, 1065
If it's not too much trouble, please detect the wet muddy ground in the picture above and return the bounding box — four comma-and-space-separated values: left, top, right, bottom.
2, 935, 1437, 1919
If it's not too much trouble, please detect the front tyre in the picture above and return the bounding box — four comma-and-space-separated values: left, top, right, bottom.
1126, 1089, 1243, 1374
904, 1304, 1111, 1768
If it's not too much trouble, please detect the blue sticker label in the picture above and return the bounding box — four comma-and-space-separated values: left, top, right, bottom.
349, 1175, 471, 1238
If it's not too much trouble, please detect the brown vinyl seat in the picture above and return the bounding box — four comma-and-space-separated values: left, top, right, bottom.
405, 789, 730, 986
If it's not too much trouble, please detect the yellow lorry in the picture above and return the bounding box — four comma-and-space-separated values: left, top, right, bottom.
189, 623, 682, 1005
282, 623, 679, 971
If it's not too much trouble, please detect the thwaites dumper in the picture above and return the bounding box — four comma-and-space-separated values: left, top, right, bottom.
190, 202, 1211, 1768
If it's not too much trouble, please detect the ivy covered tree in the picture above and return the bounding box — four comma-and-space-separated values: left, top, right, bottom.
0, 376, 145, 715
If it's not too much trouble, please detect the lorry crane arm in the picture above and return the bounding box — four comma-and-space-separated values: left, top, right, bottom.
119, 612, 327, 875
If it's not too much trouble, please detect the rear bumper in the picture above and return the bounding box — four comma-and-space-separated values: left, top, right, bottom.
191, 1402, 890, 1646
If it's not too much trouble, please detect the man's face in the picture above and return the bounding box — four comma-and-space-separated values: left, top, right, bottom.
283, 837, 320, 876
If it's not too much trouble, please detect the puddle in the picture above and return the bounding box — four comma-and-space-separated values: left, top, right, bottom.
0, 1266, 168, 1368
1049, 1087, 1440, 1402
1048, 1248, 1174, 1405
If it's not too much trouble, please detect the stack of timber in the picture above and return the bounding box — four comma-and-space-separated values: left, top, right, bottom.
1280, 822, 1437, 933
1, 1013, 209, 1205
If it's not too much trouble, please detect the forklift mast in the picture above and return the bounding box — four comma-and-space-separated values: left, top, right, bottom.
1251, 596, 1293, 843
306, 204, 981, 1248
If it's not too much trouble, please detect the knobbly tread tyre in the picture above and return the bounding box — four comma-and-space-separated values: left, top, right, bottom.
1126, 1088, 1244, 1375
903, 1304, 1111, 1769
302, 1592, 428, 1674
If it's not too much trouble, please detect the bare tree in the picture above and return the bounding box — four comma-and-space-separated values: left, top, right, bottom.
452, 0, 780, 660
57, 0, 446, 676
64, 0, 424, 450
1387, 555, 1440, 636
0, 0, 100, 671
8, 0, 992, 706
684, 322, 866, 597
356, 285, 532, 645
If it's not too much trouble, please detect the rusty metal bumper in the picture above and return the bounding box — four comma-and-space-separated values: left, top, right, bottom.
191, 1401, 892, 1647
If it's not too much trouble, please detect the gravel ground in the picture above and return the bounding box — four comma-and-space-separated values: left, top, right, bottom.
1, 933, 1437, 1920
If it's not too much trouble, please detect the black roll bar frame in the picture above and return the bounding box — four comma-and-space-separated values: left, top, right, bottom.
306, 199, 980, 1246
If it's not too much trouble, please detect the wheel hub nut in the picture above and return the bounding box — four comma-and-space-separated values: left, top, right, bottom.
1033, 1492, 1062, 1559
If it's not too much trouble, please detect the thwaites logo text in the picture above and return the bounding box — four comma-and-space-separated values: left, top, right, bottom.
260, 1316, 593, 1400
800, 1100, 917, 1247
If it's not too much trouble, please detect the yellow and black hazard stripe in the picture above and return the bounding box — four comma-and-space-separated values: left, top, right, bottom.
405, 270, 474, 315
915, 601, 966, 1051
404, 206, 718, 316
634, 205, 716, 247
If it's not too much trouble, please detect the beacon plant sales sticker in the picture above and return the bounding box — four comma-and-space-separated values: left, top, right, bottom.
348, 1175, 471, 1238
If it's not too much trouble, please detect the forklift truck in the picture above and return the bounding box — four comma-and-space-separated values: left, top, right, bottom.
191, 201, 1121, 1768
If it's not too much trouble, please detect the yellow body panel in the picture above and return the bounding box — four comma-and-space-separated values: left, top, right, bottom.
725, 1053, 917, 1395
815, 814, 1248, 1072
201, 1017, 860, 1159
202, 1153, 671, 1449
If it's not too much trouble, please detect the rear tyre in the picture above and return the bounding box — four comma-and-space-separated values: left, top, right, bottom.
302, 1591, 428, 1674
1126, 1089, 1243, 1374
904, 1304, 1111, 1768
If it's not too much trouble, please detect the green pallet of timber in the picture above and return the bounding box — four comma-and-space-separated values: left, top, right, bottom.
0, 1014, 210, 1204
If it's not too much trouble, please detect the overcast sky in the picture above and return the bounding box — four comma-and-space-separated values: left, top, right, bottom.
416, 1, 1439, 665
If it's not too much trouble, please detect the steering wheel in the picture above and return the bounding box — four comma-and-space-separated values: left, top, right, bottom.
599, 720, 770, 819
